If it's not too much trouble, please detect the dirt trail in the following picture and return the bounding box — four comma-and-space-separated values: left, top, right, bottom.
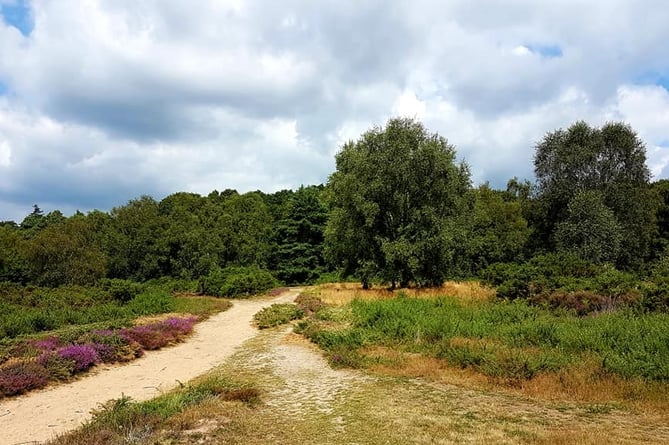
0, 290, 300, 445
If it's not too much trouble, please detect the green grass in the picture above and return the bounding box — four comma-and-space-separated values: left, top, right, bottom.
49, 375, 260, 445
0, 279, 230, 344
0, 287, 176, 339
253, 303, 304, 329
301, 296, 669, 381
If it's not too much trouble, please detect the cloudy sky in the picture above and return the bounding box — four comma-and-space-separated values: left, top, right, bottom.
1, 0, 669, 222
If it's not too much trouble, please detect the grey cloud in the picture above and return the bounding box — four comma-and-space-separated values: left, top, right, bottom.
0, 1, 669, 221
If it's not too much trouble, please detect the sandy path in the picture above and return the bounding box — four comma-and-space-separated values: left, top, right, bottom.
0, 290, 299, 445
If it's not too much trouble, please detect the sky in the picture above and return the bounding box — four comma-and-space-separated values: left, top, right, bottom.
1, 1, 669, 223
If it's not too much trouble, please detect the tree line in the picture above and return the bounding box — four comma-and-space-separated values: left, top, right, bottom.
2, 117, 669, 304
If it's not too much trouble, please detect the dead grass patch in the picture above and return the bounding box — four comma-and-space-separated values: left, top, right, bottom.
309, 281, 495, 307
362, 345, 669, 417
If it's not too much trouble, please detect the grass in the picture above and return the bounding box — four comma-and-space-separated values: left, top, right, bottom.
253, 303, 304, 329
48, 374, 260, 445
48, 300, 669, 445
308, 281, 495, 306
296, 283, 669, 410
0, 285, 174, 338
56, 314, 667, 445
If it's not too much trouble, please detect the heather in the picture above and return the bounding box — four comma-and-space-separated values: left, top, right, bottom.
0, 283, 177, 339
0, 316, 198, 398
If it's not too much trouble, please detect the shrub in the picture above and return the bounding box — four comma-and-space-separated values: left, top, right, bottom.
0, 360, 50, 396
122, 317, 196, 350
56, 344, 100, 372
482, 254, 647, 313
254, 304, 304, 329
639, 283, 669, 312
78, 330, 136, 363
201, 266, 279, 298
295, 294, 326, 315
530, 290, 606, 316
99, 279, 144, 303
122, 325, 171, 350
37, 351, 75, 380
126, 291, 176, 315
30, 336, 61, 352
161, 317, 197, 337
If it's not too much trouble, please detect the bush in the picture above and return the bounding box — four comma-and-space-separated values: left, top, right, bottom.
99, 279, 144, 303
295, 294, 326, 315
55, 344, 100, 372
530, 291, 605, 316
0, 360, 50, 396
254, 304, 304, 329
481, 254, 646, 313
122, 316, 197, 350
201, 266, 279, 298
78, 330, 143, 363
122, 325, 171, 350
37, 352, 75, 380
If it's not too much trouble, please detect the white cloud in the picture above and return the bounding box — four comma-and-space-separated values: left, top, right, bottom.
0, 0, 669, 219
512, 45, 531, 56
392, 90, 426, 119
0, 139, 10, 166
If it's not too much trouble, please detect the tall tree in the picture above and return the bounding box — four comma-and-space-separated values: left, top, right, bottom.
461, 183, 530, 274
554, 190, 622, 264
534, 121, 655, 266
107, 196, 168, 280
325, 117, 471, 288
270, 186, 328, 284
27, 215, 107, 286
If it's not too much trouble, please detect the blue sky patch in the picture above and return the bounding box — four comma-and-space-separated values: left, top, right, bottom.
0, 81, 7, 96
1, 0, 33, 36
526, 44, 563, 58
635, 71, 669, 91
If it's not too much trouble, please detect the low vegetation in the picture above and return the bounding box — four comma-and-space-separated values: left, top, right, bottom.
48, 374, 260, 445
253, 303, 304, 329
0, 315, 199, 397
296, 284, 669, 408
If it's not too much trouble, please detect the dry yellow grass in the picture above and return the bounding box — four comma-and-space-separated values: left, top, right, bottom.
309, 281, 495, 306
362, 345, 669, 419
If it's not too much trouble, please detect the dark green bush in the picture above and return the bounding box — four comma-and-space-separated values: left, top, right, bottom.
481, 254, 646, 313
200, 266, 279, 298
99, 279, 144, 303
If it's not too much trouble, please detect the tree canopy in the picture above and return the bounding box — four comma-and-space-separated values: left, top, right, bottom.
325, 117, 471, 288
533, 121, 655, 266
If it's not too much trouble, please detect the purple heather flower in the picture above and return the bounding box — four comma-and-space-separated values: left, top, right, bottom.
56, 344, 100, 372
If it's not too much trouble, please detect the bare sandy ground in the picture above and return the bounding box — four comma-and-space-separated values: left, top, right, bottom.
0, 290, 299, 445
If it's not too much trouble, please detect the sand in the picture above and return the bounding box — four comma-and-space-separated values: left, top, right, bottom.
0, 290, 299, 445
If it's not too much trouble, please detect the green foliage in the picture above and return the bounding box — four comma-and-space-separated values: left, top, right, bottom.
200, 266, 279, 298
107, 196, 168, 281
26, 215, 107, 286
303, 296, 669, 381
533, 121, 655, 267
253, 303, 304, 329
270, 186, 328, 284
218, 192, 273, 267
555, 190, 622, 264
0, 284, 175, 339
458, 184, 530, 275
98, 278, 144, 303
325, 117, 471, 288
481, 254, 643, 313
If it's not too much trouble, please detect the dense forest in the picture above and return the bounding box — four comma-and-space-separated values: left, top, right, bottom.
2, 117, 669, 312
